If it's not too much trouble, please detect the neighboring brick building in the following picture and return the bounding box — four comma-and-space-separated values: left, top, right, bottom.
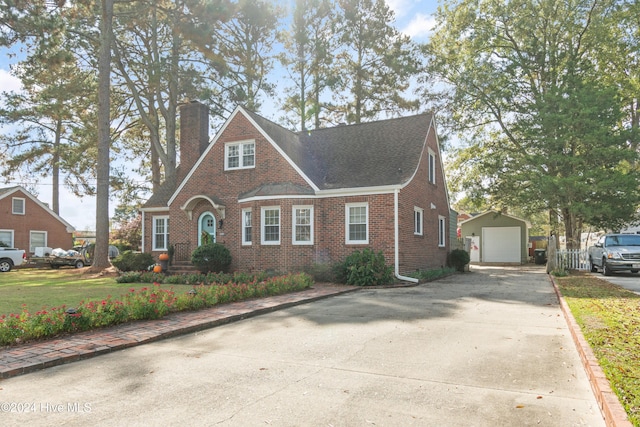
0, 186, 75, 254
141, 102, 452, 280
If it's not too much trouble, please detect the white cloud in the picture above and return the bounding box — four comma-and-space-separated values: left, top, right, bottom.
386, 0, 411, 19
402, 13, 436, 40
0, 68, 21, 93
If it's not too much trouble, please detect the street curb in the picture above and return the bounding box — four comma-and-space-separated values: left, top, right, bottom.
0, 286, 360, 379
549, 274, 632, 427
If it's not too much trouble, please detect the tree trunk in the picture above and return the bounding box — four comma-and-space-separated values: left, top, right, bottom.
91, 0, 114, 271
562, 208, 581, 250
52, 119, 62, 215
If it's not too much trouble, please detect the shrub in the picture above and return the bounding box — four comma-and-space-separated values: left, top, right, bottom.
448, 249, 470, 272
336, 249, 394, 286
191, 243, 232, 273
112, 251, 155, 272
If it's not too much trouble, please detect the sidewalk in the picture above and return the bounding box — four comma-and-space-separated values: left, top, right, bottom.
0, 283, 358, 379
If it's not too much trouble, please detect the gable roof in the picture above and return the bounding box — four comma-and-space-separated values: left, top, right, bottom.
459, 210, 531, 228
244, 109, 434, 190
146, 105, 437, 209
0, 186, 76, 232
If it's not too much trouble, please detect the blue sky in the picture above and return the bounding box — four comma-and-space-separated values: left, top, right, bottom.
0, 0, 439, 232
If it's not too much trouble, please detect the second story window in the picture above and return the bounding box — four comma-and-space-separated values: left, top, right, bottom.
225, 140, 255, 170
12, 197, 25, 215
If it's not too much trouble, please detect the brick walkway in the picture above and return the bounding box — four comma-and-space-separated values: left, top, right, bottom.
0, 284, 358, 379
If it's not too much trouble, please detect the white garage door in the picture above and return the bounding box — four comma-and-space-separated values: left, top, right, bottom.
482, 227, 521, 263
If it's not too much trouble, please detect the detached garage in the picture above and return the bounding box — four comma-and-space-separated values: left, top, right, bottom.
459, 211, 530, 264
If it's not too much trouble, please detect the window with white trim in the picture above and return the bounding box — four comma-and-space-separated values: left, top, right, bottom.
30, 231, 47, 253
438, 215, 446, 247
428, 149, 436, 184
293, 205, 313, 245
225, 140, 255, 170
346, 203, 368, 244
12, 197, 25, 215
242, 208, 252, 245
261, 206, 280, 245
153, 216, 170, 250
414, 207, 423, 236
0, 230, 14, 247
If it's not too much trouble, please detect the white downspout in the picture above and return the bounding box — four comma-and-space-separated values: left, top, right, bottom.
394, 189, 419, 283
141, 211, 145, 252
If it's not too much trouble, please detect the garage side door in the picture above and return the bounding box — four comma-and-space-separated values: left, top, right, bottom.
482, 227, 521, 263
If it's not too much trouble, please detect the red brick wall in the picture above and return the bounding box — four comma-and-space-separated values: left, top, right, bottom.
397, 124, 450, 272
0, 190, 73, 253
148, 110, 450, 274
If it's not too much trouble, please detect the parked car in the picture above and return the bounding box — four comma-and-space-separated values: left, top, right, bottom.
588, 233, 640, 276
0, 247, 27, 272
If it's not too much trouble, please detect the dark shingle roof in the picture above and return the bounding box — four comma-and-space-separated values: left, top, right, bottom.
144, 109, 433, 208
247, 110, 433, 190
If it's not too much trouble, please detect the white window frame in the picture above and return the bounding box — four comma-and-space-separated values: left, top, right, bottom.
0, 229, 15, 247
152, 216, 170, 251
428, 149, 436, 184
29, 230, 47, 253
261, 206, 281, 245
242, 208, 252, 246
414, 207, 424, 236
225, 140, 255, 170
438, 215, 446, 247
292, 205, 314, 245
345, 202, 369, 244
12, 197, 25, 215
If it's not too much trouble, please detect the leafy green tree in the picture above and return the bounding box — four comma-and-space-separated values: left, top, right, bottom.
279, 0, 336, 130
426, 0, 640, 248
0, 52, 97, 214
331, 0, 420, 124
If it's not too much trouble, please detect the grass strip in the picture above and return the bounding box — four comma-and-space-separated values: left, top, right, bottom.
556, 274, 640, 426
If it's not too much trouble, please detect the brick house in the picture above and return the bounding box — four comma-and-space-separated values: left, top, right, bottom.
0, 186, 75, 253
140, 102, 452, 281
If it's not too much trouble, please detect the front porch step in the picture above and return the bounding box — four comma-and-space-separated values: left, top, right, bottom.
166, 261, 200, 275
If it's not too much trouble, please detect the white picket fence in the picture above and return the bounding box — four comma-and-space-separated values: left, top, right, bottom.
555, 248, 590, 271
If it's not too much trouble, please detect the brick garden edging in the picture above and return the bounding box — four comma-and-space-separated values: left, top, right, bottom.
549, 275, 632, 427
0, 284, 359, 379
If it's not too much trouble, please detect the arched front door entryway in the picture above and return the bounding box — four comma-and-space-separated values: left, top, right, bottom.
199, 212, 216, 245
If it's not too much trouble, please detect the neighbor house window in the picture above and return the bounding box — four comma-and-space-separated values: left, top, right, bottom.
414, 207, 423, 236
30, 231, 47, 253
428, 149, 436, 184
153, 216, 169, 250
12, 197, 25, 215
261, 206, 280, 245
242, 208, 252, 245
438, 215, 446, 247
225, 140, 255, 170
293, 205, 313, 245
346, 203, 368, 244
0, 230, 14, 247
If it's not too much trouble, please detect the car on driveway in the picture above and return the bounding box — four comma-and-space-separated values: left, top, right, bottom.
588, 233, 640, 276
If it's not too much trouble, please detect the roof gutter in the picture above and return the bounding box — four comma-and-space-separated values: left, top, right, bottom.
394, 189, 419, 284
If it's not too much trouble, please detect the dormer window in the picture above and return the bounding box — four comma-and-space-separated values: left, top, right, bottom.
225, 140, 255, 170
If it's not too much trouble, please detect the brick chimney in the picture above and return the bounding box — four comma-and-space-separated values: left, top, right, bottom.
178, 101, 209, 183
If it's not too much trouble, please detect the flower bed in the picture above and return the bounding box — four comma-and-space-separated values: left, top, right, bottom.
0, 273, 313, 347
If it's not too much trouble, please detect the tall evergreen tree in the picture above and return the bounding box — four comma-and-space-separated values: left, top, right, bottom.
279, 0, 336, 131
331, 0, 420, 124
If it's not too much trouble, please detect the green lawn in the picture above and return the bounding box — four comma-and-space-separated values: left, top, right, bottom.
556, 274, 640, 426
0, 268, 193, 315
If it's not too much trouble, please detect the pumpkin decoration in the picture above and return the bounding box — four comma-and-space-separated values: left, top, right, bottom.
153, 264, 162, 273
159, 253, 170, 261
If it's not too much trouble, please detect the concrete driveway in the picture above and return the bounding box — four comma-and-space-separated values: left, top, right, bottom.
591, 271, 640, 294
1, 266, 604, 426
